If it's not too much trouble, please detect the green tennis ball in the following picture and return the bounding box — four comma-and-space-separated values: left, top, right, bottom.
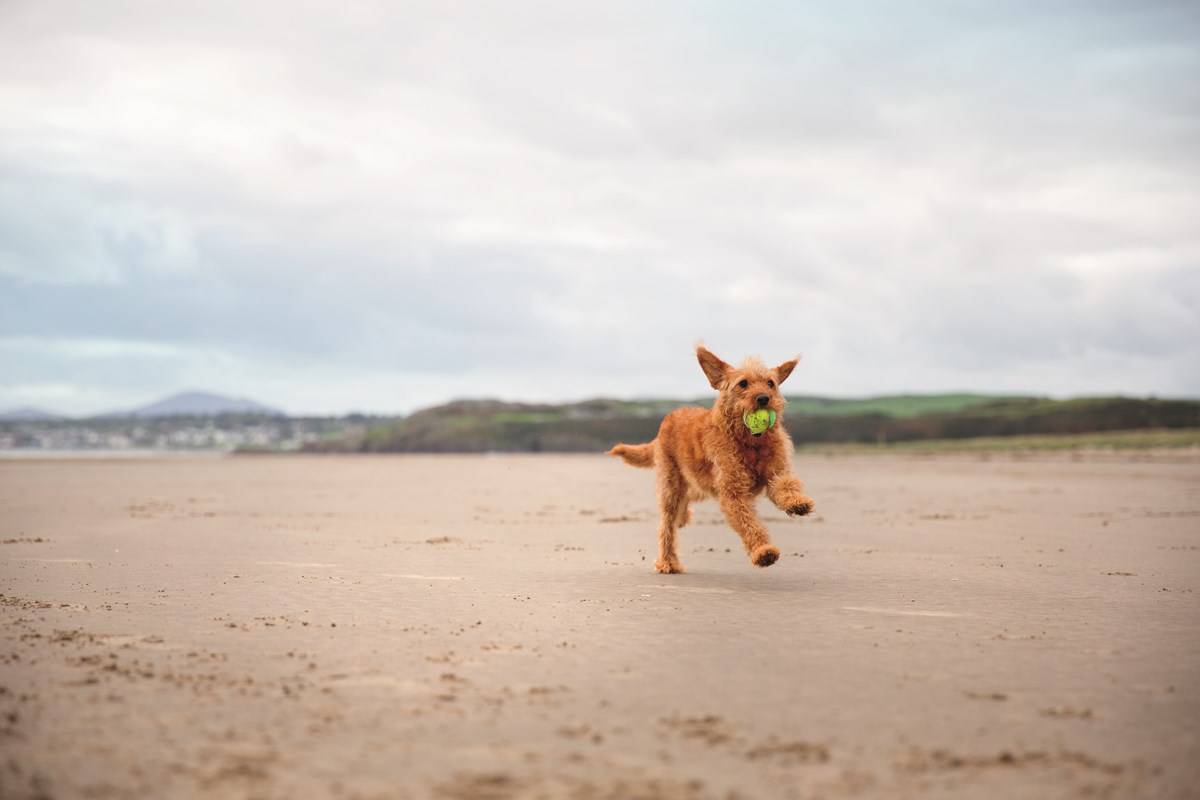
743, 409, 776, 436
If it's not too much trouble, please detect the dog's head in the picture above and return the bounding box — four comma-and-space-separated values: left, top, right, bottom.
696, 344, 798, 424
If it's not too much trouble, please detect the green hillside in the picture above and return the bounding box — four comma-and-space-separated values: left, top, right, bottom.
302, 395, 1200, 454
783, 393, 1018, 418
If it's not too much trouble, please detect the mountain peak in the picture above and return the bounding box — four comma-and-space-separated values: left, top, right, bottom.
133, 391, 283, 418
93, 391, 284, 419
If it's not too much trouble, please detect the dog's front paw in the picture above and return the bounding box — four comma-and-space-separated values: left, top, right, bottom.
750, 544, 780, 568
654, 558, 684, 574
787, 497, 815, 517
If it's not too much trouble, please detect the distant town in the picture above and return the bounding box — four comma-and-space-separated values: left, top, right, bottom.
0, 391, 395, 453
0, 414, 384, 452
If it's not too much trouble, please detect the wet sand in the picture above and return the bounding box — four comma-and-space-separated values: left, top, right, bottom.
1, 452, 1198, 799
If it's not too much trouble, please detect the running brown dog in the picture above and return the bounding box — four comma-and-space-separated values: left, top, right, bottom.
608, 344, 815, 573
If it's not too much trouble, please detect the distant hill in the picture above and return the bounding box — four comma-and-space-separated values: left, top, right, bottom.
95, 391, 284, 419
302, 394, 1200, 454
0, 407, 68, 422
782, 393, 1022, 418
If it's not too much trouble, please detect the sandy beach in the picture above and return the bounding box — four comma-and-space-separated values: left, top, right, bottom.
1, 452, 1198, 799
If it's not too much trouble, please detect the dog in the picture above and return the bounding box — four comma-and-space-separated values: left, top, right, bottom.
608, 344, 815, 573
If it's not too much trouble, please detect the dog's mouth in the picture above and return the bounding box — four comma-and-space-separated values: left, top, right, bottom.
743, 409, 777, 437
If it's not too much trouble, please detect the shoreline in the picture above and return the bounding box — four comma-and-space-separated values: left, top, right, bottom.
2, 446, 1197, 465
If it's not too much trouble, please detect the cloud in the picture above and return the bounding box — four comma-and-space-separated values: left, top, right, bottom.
0, 0, 1197, 415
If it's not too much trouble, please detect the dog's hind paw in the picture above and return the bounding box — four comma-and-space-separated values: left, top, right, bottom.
654, 558, 684, 574
751, 544, 780, 568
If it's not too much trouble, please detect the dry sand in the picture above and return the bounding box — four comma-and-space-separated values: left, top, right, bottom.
1, 452, 1198, 799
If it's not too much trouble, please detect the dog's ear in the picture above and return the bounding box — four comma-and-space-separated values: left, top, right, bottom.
774, 356, 801, 386
696, 345, 731, 389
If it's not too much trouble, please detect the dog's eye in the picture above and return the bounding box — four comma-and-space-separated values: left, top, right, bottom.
738, 379, 749, 388
767, 380, 775, 389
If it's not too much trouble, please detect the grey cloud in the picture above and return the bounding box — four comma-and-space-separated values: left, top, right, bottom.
0, 0, 1197, 414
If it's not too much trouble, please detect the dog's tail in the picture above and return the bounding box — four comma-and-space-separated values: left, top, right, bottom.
607, 441, 656, 468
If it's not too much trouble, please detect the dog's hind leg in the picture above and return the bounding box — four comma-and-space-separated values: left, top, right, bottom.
654, 462, 688, 574
718, 493, 780, 568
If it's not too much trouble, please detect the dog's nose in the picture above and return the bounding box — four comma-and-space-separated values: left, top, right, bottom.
756, 394, 770, 407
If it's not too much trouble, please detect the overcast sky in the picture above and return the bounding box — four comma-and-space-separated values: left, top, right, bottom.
1, 1, 1197, 416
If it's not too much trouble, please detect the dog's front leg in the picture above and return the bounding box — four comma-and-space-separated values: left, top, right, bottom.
717, 491, 780, 568
767, 474, 815, 517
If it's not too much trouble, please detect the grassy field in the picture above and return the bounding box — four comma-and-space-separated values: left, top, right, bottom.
307, 395, 1200, 454
797, 427, 1200, 454
783, 393, 1019, 418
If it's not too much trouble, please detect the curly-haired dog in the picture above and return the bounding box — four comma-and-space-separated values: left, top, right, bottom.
608, 345, 815, 573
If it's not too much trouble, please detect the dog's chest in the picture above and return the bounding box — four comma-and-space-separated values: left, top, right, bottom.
738, 439, 782, 485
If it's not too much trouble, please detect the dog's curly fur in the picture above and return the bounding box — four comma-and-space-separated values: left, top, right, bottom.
608, 344, 815, 574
